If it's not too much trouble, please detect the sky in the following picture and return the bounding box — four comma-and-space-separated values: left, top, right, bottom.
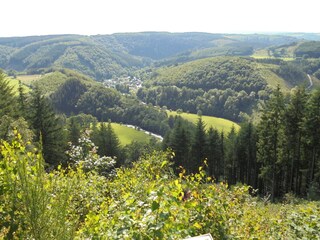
1, 0, 319, 37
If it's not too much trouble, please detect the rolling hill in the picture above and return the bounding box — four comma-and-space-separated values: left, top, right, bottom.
137, 56, 315, 121
15, 68, 99, 95
0, 32, 299, 80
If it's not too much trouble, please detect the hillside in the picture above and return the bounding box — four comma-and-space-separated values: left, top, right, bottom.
16, 68, 99, 95
137, 56, 316, 121
0, 35, 144, 79
0, 32, 299, 79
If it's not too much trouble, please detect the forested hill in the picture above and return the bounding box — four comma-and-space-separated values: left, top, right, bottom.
137, 56, 313, 121
0, 32, 299, 79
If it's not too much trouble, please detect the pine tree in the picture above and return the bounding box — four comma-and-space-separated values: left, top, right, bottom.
28, 87, 67, 166
206, 127, 222, 180
257, 86, 285, 201
304, 89, 320, 190
18, 80, 27, 117
284, 87, 307, 194
170, 117, 191, 173
191, 118, 207, 173
225, 126, 238, 185
236, 122, 258, 188
0, 71, 17, 117
67, 117, 81, 145
92, 121, 120, 159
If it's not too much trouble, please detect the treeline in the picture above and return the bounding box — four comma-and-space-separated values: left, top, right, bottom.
164, 87, 320, 200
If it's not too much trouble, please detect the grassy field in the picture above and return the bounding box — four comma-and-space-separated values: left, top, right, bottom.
16, 74, 42, 85
167, 111, 240, 133
111, 123, 158, 146
251, 49, 271, 58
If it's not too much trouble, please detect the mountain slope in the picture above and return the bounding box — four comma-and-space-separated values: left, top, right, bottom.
0, 32, 299, 80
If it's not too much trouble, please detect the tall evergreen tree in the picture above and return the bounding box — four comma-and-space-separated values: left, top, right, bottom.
206, 127, 222, 180
67, 117, 81, 145
0, 71, 17, 117
18, 80, 27, 117
170, 117, 191, 173
284, 87, 307, 194
304, 89, 320, 190
191, 118, 207, 173
28, 87, 67, 166
225, 126, 238, 185
92, 121, 120, 159
257, 86, 285, 201
236, 122, 258, 188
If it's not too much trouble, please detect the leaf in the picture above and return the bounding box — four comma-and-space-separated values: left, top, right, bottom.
193, 222, 202, 229
161, 160, 168, 168
151, 201, 160, 211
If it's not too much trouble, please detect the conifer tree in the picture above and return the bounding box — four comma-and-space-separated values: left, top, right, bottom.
0, 71, 17, 117
191, 118, 207, 173
304, 89, 320, 189
284, 87, 307, 194
92, 121, 120, 159
28, 87, 67, 166
67, 117, 81, 145
257, 86, 285, 201
18, 80, 27, 117
236, 122, 258, 187
170, 117, 191, 173
206, 127, 222, 179
225, 126, 238, 184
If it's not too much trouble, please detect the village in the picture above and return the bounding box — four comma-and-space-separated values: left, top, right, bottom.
102, 76, 142, 91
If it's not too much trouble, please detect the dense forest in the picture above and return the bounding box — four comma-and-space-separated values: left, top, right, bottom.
1, 31, 320, 238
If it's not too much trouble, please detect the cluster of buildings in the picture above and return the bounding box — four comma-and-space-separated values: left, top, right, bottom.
103, 76, 142, 91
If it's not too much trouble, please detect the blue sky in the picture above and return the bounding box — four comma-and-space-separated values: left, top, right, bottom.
1, 0, 319, 37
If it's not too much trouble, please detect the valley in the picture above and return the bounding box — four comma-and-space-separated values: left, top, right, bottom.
1, 31, 320, 239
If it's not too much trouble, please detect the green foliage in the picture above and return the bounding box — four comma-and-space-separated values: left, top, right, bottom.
276, 62, 308, 86
0, 71, 17, 117
51, 77, 88, 114
147, 57, 267, 92
77, 86, 122, 119
138, 57, 271, 121
0, 33, 299, 80
0, 133, 78, 239
0, 134, 319, 239
0, 116, 34, 144
92, 122, 121, 159
28, 87, 67, 166
66, 130, 116, 175
295, 41, 320, 58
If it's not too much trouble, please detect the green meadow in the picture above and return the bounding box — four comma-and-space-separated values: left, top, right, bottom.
16, 74, 42, 85
167, 110, 240, 133
111, 123, 158, 146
